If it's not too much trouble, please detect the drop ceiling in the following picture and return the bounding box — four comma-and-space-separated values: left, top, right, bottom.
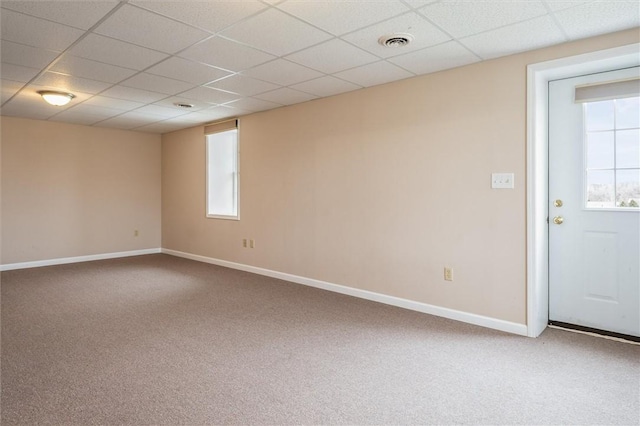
1, 0, 638, 134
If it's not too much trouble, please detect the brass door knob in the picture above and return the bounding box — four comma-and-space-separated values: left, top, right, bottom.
553, 216, 564, 225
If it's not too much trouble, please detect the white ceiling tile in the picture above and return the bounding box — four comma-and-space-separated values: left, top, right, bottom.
80, 95, 145, 112
146, 57, 231, 85
544, 0, 594, 12
0, 100, 57, 119
133, 104, 191, 119
68, 34, 169, 71
65, 104, 121, 117
404, 0, 439, 9
334, 60, 413, 87
33, 72, 112, 95
218, 104, 254, 117
1, 79, 22, 91
290, 76, 361, 97
185, 106, 237, 121
388, 41, 479, 74
0, 63, 40, 83
119, 111, 166, 122
100, 85, 168, 103
161, 113, 211, 125
460, 16, 566, 60
95, 4, 210, 54
1, 9, 84, 51
152, 97, 212, 112
1, 1, 119, 30
220, 8, 332, 56
49, 113, 107, 127
179, 86, 241, 105
242, 59, 323, 86
419, 0, 549, 38
135, 121, 186, 134
224, 97, 282, 112
342, 12, 451, 59
51, 56, 138, 84
286, 39, 379, 74
277, 0, 409, 36
553, 1, 640, 40
98, 111, 165, 130
206, 75, 280, 97
120, 73, 194, 96
0, 41, 59, 69
132, 1, 267, 33
403, 0, 438, 8
255, 87, 317, 105
1, 79, 24, 102
155, 106, 236, 126
180, 36, 276, 72
55, 104, 123, 121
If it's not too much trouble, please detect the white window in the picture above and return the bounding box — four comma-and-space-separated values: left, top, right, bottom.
576, 78, 640, 209
206, 120, 239, 219
583, 97, 640, 209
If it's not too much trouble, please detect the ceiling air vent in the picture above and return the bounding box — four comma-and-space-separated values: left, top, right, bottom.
378, 33, 414, 48
174, 102, 194, 109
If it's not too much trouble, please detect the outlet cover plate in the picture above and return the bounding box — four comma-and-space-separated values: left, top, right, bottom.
491, 173, 514, 189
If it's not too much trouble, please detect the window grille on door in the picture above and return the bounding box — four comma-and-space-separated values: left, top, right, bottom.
576, 78, 640, 209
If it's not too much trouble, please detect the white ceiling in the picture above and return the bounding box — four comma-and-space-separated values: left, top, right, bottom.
1, 0, 638, 134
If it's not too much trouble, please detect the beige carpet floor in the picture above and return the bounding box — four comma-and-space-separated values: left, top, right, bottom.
1, 254, 638, 425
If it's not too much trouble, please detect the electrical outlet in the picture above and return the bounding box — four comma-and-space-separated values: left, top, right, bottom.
444, 267, 453, 281
134, 230, 139, 237
491, 173, 514, 189
243, 239, 247, 248
250, 239, 255, 249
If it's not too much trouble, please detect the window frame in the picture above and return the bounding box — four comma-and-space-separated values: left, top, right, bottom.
205, 124, 240, 221
582, 97, 640, 211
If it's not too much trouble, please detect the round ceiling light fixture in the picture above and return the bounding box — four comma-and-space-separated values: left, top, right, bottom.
378, 33, 414, 48
174, 102, 194, 109
37, 90, 75, 106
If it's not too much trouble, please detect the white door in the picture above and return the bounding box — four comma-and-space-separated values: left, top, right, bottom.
549, 67, 640, 338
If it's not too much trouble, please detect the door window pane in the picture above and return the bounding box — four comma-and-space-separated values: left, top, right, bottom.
616, 129, 640, 169
585, 100, 614, 131
615, 97, 640, 129
616, 169, 640, 208
584, 96, 640, 209
586, 170, 615, 208
587, 131, 614, 169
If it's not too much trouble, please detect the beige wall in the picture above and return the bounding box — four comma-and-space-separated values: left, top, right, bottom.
161, 30, 637, 325
1, 117, 161, 264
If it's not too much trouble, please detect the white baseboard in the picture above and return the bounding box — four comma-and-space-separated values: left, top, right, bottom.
1, 247, 527, 336
0, 248, 162, 271
162, 248, 528, 336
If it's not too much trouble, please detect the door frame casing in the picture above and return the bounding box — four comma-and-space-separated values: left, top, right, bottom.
526, 43, 640, 337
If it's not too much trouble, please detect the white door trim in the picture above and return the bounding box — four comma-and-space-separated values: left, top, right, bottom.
526, 43, 640, 337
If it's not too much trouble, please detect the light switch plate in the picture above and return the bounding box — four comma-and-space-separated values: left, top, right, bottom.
492, 173, 514, 189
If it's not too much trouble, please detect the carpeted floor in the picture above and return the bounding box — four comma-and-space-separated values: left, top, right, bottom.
1, 254, 638, 425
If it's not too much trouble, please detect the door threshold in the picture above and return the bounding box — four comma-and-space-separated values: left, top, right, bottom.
548, 321, 640, 345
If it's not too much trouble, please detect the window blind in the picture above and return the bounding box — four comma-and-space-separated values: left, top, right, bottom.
204, 119, 238, 135
575, 78, 640, 103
